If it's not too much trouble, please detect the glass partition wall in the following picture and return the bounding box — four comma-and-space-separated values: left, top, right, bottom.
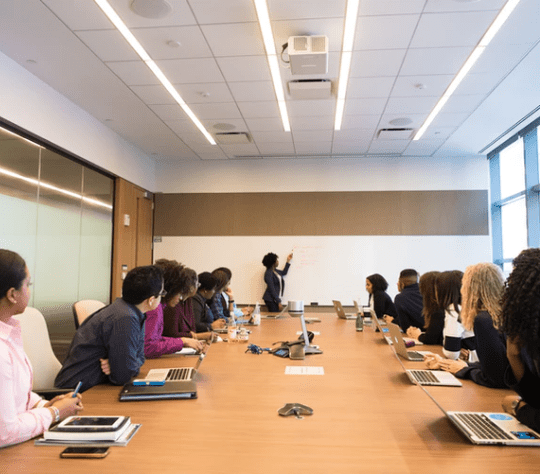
0, 126, 113, 353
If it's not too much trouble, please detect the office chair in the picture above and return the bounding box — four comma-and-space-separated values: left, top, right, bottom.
14, 307, 71, 399
72, 299, 105, 329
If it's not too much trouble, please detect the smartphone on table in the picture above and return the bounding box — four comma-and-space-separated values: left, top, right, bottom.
60, 447, 109, 458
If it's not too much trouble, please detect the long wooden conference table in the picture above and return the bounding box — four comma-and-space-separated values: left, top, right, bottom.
3, 314, 540, 473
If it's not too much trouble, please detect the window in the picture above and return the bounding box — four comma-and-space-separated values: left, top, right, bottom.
490, 118, 540, 273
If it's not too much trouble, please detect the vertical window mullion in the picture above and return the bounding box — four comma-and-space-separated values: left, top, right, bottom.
524, 128, 539, 248
489, 153, 503, 266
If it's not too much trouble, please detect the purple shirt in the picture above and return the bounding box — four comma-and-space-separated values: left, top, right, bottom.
163, 300, 195, 338
144, 303, 184, 359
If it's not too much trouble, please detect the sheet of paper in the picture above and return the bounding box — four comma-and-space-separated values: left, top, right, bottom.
285, 366, 324, 375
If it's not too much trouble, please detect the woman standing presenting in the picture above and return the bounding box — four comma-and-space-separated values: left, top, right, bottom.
0, 249, 83, 447
262, 252, 293, 312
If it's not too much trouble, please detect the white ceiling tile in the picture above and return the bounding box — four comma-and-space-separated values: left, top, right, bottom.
347, 77, 395, 98
157, 58, 224, 83
201, 22, 265, 57
204, 119, 249, 132
251, 131, 293, 143
443, 94, 485, 114
489, 0, 540, 46
424, 0, 507, 13
332, 141, 370, 155
290, 116, 334, 131
131, 26, 213, 59
391, 75, 454, 98
421, 126, 456, 140
131, 85, 175, 105
272, 18, 344, 52
385, 96, 440, 114
257, 143, 296, 155
229, 81, 276, 102
410, 11, 499, 48
354, 14, 419, 50
269, 0, 347, 20
403, 139, 446, 156
107, 0, 197, 28
220, 143, 260, 157
76, 30, 139, 62
287, 100, 336, 117
189, 0, 258, 24
42, 0, 113, 30
368, 140, 409, 154
455, 72, 505, 97
472, 43, 536, 75
350, 50, 407, 77
400, 47, 472, 76
107, 61, 160, 86
245, 117, 285, 132
217, 56, 271, 82
294, 141, 332, 155
359, 0, 426, 16
189, 102, 242, 119
430, 112, 470, 128
379, 113, 427, 129
174, 83, 235, 103
340, 115, 382, 130
237, 101, 280, 118
150, 104, 192, 121
292, 130, 334, 142
344, 98, 387, 116
334, 129, 376, 141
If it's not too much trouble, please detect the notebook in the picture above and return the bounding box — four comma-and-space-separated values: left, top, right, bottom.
119, 351, 207, 401
418, 380, 540, 445
332, 300, 357, 320
386, 322, 426, 361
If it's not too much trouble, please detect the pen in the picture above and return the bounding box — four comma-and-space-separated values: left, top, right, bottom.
72, 381, 82, 397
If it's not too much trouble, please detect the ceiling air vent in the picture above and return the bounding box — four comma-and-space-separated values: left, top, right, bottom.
377, 128, 414, 140
288, 79, 332, 99
214, 132, 252, 144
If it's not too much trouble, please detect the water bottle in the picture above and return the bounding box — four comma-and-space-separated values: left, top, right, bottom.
252, 302, 261, 326
356, 313, 364, 332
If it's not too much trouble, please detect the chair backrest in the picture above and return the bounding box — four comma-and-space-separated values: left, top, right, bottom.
72, 299, 106, 329
14, 307, 62, 390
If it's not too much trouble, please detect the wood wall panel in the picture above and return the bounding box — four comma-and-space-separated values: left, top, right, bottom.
154, 190, 488, 237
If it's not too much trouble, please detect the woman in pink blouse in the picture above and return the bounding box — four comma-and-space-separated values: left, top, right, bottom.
0, 249, 83, 448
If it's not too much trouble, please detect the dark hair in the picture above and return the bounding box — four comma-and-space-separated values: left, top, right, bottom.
154, 259, 185, 304
214, 267, 232, 280
198, 272, 218, 291
179, 267, 198, 297
0, 249, 27, 299
419, 271, 441, 329
122, 265, 163, 305
262, 253, 278, 269
212, 269, 230, 292
500, 248, 540, 362
366, 274, 388, 292
399, 268, 419, 286
436, 270, 463, 314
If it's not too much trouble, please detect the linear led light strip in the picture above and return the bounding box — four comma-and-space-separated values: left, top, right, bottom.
413, 0, 521, 141
334, 0, 360, 131
93, 0, 216, 145
253, 0, 290, 132
0, 166, 113, 210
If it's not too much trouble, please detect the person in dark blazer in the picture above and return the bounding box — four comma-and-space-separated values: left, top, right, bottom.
365, 273, 397, 321
262, 252, 293, 312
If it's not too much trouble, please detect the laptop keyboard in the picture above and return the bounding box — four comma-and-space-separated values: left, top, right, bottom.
453, 413, 513, 440
408, 351, 424, 360
166, 368, 193, 381
410, 370, 439, 384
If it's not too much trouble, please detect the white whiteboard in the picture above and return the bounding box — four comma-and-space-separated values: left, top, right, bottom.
154, 235, 491, 306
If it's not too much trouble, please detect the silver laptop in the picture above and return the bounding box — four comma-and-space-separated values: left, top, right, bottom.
332, 300, 357, 320
372, 314, 392, 344
418, 380, 540, 445
387, 322, 425, 361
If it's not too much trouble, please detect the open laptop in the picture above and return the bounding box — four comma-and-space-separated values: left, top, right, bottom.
332, 300, 357, 319
417, 377, 540, 445
264, 302, 289, 319
119, 347, 208, 401
386, 322, 426, 361
372, 314, 392, 344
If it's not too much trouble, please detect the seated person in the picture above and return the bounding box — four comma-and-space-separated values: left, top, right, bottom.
424, 263, 508, 388
208, 268, 233, 323
500, 249, 540, 432
163, 268, 216, 342
365, 273, 397, 322
145, 259, 204, 358
407, 271, 444, 345
0, 249, 83, 448
215, 267, 253, 323
393, 269, 423, 332
55, 265, 163, 392
192, 272, 226, 332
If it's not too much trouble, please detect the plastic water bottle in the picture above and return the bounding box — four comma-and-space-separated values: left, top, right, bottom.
252, 302, 261, 326
356, 313, 364, 332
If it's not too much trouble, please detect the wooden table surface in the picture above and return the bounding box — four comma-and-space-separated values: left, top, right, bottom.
3, 315, 540, 474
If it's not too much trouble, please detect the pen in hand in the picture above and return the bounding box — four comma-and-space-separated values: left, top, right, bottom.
72, 381, 82, 398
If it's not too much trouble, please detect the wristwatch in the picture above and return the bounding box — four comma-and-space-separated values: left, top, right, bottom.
511, 398, 523, 416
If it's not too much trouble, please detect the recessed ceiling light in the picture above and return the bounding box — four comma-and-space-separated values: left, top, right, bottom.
414, 83, 427, 90
26, 59, 37, 64
166, 40, 181, 48
389, 117, 413, 126
130, 0, 172, 19
213, 123, 236, 131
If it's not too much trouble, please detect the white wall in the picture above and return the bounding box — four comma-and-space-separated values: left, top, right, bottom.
0, 51, 156, 191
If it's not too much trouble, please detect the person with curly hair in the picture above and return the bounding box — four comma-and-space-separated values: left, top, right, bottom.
262, 252, 293, 312
424, 263, 508, 387
407, 271, 444, 345
365, 273, 397, 322
500, 248, 540, 431
144, 259, 204, 358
